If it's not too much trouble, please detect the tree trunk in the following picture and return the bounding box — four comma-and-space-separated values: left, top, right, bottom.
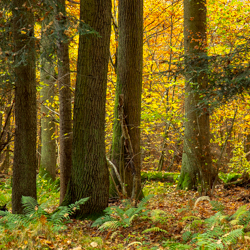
0, 94, 12, 173
12, 0, 37, 214
61, 0, 111, 217
178, 0, 216, 194
117, 0, 143, 199
40, 14, 57, 181
110, 77, 122, 197
245, 134, 250, 162
56, 0, 72, 204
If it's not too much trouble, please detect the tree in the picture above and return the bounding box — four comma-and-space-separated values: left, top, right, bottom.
40, 10, 57, 181
110, 0, 143, 199
61, 0, 111, 216
178, 0, 216, 193
56, 0, 73, 204
12, 0, 37, 213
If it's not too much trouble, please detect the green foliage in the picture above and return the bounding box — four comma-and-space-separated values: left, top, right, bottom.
142, 226, 168, 234
0, 177, 11, 209
162, 240, 192, 249
92, 195, 153, 231
163, 201, 250, 249
141, 171, 178, 182
210, 200, 225, 212
0, 196, 89, 232
228, 142, 250, 173
37, 172, 60, 207
219, 172, 241, 184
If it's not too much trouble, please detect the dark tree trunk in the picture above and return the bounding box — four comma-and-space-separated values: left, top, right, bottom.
40, 13, 57, 181
12, 0, 37, 214
110, 0, 143, 199
61, 0, 111, 216
56, 0, 73, 204
178, 0, 217, 194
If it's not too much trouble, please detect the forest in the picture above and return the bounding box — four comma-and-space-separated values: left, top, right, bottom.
0, 0, 250, 249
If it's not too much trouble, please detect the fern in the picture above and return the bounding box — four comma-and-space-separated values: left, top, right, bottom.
182, 231, 193, 242
92, 195, 153, 231
162, 240, 192, 249
99, 221, 120, 231
210, 200, 225, 212
142, 226, 168, 234
22, 196, 39, 215
0, 196, 89, 232
91, 214, 114, 227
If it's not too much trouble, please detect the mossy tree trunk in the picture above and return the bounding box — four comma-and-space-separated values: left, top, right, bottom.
40, 12, 57, 181
178, 0, 217, 194
12, 0, 37, 214
56, 0, 72, 204
110, 0, 143, 199
110, 80, 122, 196
61, 0, 111, 216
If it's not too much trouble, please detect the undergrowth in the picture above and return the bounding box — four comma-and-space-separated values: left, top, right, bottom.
1, 173, 250, 249
0, 196, 89, 248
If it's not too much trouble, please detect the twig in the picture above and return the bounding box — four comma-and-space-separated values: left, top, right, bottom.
106, 156, 128, 198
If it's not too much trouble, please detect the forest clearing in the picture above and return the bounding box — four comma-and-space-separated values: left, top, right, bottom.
0, 0, 250, 248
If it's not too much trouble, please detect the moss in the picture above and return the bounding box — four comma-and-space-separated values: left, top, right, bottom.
177, 172, 194, 190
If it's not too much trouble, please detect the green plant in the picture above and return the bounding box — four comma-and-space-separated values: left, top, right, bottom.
92, 195, 153, 231
219, 172, 241, 184
37, 172, 60, 207
142, 227, 168, 234
228, 142, 250, 173
0, 196, 89, 231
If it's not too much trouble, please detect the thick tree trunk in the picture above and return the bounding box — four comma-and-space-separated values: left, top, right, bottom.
12, 0, 37, 214
116, 0, 143, 199
56, 0, 72, 204
178, 0, 216, 194
61, 0, 111, 216
40, 15, 57, 181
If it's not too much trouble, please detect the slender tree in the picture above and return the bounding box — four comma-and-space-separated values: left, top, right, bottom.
40, 12, 57, 180
110, 0, 143, 199
12, 0, 37, 213
178, 0, 217, 193
61, 0, 111, 216
56, 0, 72, 203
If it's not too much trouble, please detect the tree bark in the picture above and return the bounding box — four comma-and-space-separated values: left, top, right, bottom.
40, 14, 57, 181
61, 0, 111, 216
116, 0, 143, 199
56, 0, 73, 204
12, 0, 37, 214
178, 0, 217, 194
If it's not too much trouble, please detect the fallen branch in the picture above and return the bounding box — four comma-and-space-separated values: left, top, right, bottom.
106, 156, 128, 198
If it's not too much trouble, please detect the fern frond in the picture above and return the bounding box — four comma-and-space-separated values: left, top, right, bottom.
68, 197, 89, 215
142, 226, 168, 234
125, 207, 137, 218
238, 211, 250, 226
22, 196, 38, 215
99, 221, 120, 231
182, 231, 192, 242
0, 213, 30, 229
222, 228, 243, 245
128, 214, 137, 225
210, 200, 225, 212
230, 205, 247, 220
182, 216, 201, 222
112, 207, 126, 219
49, 206, 70, 224
138, 194, 154, 208
91, 215, 113, 227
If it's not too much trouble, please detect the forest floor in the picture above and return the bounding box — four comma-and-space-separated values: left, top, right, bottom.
1, 175, 250, 249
